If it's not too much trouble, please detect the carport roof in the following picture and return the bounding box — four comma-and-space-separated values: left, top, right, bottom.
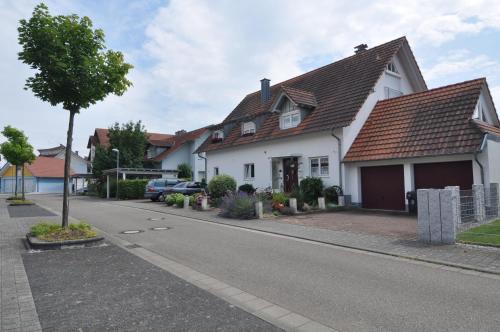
344, 78, 500, 162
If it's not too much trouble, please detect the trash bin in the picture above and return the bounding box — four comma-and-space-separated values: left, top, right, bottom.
406, 191, 417, 215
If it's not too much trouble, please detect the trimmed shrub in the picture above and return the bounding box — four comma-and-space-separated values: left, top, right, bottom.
208, 175, 236, 200
117, 179, 149, 200
238, 183, 255, 194
299, 177, 324, 205
165, 194, 176, 206
219, 192, 256, 219
167, 193, 186, 207
324, 185, 343, 204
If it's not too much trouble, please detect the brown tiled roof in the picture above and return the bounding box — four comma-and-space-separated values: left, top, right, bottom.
344, 78, 499, 162
153, 127, 208, 162
281, 86, 318, 108
199, 37, 419, 153
26, 156, 75, 178
87, 129, 173, 149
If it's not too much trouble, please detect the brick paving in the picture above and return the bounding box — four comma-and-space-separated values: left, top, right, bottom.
113, 199, 500, 274
0, 199, 42, 332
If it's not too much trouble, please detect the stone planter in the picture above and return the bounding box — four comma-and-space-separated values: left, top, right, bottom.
26, 233, 105, 250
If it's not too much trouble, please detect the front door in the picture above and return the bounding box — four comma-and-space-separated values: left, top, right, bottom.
283, 158, 298, 192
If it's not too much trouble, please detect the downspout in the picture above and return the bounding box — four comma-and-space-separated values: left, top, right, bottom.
330, 127, 343, 189
474, 134, 487, 185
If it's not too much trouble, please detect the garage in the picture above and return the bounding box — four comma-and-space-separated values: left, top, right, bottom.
414, 161, 473, 190
361, 165, 405, 211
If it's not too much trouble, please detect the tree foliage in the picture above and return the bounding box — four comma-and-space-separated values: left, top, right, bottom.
108, 121, 148, 168
177, 163, 192, 179
0, 126, 36, 199
17, 3, 133, 227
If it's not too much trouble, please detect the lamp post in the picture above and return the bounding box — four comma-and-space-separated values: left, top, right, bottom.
112, 148, 119, 199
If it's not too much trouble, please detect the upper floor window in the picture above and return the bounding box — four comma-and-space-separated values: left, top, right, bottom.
212, 130, 224, 142
386, 61, 399, 74
384, 87, 403, 99
241, 122, 256, 135
281, 111, 301, 129
473, 101, 484, 121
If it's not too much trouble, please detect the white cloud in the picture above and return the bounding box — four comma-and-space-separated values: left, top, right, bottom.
1, 0, 500, 158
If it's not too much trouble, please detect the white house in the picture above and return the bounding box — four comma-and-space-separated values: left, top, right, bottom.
197, 37, 500, 211
151, 128, 211, 182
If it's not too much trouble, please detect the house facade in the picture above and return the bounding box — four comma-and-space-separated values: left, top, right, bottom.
198, 37, 500, 211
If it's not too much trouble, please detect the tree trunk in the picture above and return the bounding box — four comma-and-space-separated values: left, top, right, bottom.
21, 165, 25, 201
14, 165, 18, 197
62, 110, 76, 228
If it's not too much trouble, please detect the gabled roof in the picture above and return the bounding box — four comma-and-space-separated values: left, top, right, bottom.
26, 156, 75, 178
38, 144, 89, 164
199, 36, 426, 153
344, 78, 500, 162
87, 128, 173, 149
153, 127, 209, 162
279, 86, 318, 108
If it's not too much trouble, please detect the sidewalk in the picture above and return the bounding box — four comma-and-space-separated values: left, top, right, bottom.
0, 200, 42, 332
113, 199, 500, 274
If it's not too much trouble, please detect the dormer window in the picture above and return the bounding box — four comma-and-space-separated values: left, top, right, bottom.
386, 61, 399, 74
241, 122, 256, 136
212, 130, 224, 143
473, 101, 484, 121
278, 98, 302, 129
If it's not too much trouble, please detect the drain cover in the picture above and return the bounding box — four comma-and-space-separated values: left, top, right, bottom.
121, 230, 144, 234
147, 217, 166, 221
150, 227, 171, 231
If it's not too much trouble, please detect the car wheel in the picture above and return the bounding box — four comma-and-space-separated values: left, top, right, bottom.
158, 194, 166, 202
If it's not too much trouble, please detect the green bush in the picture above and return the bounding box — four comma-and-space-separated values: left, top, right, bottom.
177, 163, 192, 180
167, 193, 185, 207
117, 179, 149, 199
324, 185, 343, 204
299, 177, 324, 205
272, 192, 288, 205
30, 223, 61, 236
165, 194, 175, 206
238, 183, 255, 194
208, 175, 237, 199
30, 222, 97, 242
290, 186, 305, 210
219, 192, 256, 219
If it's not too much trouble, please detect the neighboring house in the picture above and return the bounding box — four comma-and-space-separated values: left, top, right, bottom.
150, 128, 211, 181
0, 156, 75, 194
87, 128, 173, 164
197, 37, 500, 211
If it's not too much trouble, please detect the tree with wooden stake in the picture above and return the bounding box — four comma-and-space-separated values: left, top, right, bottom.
0, 126, 36, 200
18, 3, 133, 228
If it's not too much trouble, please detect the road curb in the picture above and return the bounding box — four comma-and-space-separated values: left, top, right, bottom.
111, 201, 500, 278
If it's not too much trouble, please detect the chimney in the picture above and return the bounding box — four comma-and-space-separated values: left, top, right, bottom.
354, 44, 368, 54
175, 130, 187, 136
260, 78, 271, 103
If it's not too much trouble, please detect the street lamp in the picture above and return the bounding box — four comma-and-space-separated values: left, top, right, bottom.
112, 148, 119, 199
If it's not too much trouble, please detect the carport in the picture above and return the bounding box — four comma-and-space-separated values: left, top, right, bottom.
103, 168, 178, 199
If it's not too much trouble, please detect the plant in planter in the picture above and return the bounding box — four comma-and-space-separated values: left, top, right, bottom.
271, 192, 288, 210
30, 222, 97, 242
300, 177, 324, 205
324, 185, 343, 204
169, 193, 186, 208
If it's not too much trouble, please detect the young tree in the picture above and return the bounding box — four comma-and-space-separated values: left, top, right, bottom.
0, 126, 36, 200
18, 4, 133, 227
177, 163, 192, 179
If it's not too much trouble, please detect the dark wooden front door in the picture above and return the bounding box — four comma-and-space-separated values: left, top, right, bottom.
361, 165, 405, 211
414, 161, 473, 190
283, 158, 298, 192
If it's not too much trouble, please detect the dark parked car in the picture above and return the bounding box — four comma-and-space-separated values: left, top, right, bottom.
168, 181, 204, 195
145, 178, 183, 201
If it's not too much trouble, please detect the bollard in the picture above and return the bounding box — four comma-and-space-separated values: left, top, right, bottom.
201, 197, 208, 211
289, 198, 298, 214
183, 196, 190, 209
318, 197, 326, 210
255, 201, 263, 219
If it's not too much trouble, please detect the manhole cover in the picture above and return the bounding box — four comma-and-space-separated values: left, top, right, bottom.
147, 217, 166, 221
150, 227, 171, 231
121, 230, 144, 234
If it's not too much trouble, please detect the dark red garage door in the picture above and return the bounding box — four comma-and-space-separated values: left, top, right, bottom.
414, 161, 473, 190
361, 165, 405, 211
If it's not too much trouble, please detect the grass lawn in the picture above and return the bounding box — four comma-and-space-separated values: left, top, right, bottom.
457, 219, 500, 247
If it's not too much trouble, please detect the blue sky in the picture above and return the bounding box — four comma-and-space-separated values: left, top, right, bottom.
1, 0, 500, 159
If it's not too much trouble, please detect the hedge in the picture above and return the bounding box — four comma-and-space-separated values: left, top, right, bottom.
117, 179, 149, 200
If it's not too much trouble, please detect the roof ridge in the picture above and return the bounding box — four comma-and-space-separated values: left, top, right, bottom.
245, 36, 407, 98
377, 77, 485, 105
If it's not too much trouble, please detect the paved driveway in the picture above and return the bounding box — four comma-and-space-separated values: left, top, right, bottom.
275, 210, 417, 240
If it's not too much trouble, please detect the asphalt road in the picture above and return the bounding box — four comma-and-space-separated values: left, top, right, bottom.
33, 195, 500, 332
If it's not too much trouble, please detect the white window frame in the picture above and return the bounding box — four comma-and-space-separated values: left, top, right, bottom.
280, 110, 301, 129
244, 163, 255, 180
386, 61, 399, 74
309, 157, 329, 177
213, 130, 224, 139
241, 122, 256, 135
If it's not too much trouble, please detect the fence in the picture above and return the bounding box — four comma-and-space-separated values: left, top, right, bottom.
418, 183, 500, 244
